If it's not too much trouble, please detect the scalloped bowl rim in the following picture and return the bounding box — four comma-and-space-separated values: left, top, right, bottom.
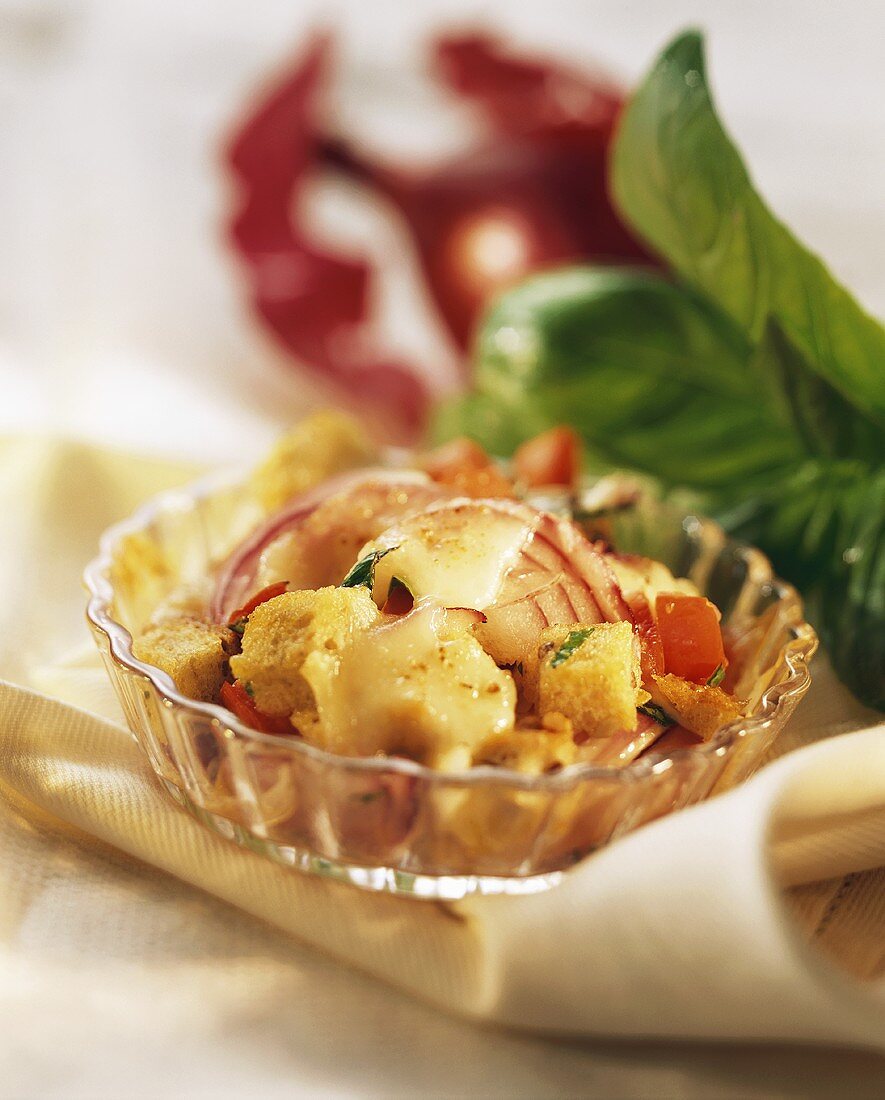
84, 468, 818, 794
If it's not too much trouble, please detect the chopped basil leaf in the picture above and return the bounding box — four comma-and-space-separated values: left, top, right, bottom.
638, 703, 675, 727
229, 618, 246, 637
243, 681, 255, 698
341, 546, 396, 590
550, 628, 595, 668
707, 664, 725, 687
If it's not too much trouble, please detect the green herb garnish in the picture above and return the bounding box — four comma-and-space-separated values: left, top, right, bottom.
229, 618, 246, 637
707, 664, 725, 688
638, 703, 676, 727
243, 681, 255, 698
355, 791, 382, 804
550, 628, 595, 668
340, 546, 396, 591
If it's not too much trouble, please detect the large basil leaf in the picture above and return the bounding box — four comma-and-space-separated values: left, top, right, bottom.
753, 319, 882, 464
611, 31, 885, 431
433, 267, 806, 490
720, 462, 885, 710
433, 33, 884, 708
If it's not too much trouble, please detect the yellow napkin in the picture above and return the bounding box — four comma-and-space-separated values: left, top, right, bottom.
2, 437, 884, 1048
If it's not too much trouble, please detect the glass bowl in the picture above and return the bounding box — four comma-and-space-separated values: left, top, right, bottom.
84, 471, 817, 898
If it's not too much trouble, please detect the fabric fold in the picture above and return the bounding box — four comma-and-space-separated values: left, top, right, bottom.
2, 678, 883, 1046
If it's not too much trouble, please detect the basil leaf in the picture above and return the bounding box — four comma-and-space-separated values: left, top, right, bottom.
432, 32, 885, 710
437, 267, 804, 491
611, 31, 885, 432
341, 546, 395, 591
752, 319, 882, 464
638, 703, 676, 727
707, 664, 725, 688
720, 462, 885, 710
432, 391, 547, 457
550, 627, 595, 668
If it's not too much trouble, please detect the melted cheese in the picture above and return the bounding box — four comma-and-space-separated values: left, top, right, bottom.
254, 529, 301, 591
302, 600, 516, 767
363, 500, 535, 611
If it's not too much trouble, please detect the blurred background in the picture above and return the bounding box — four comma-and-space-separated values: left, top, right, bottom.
2, 0, 883, 462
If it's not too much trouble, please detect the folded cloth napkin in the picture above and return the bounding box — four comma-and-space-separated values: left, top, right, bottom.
2, 437, 884, 1048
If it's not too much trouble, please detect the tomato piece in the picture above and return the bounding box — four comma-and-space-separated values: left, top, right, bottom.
382, 579, 415, 616
442, 466, 516, 498
220, 680, 295, 735
227, 581, 289, 625
421, 436, 491, 476
514, 426, 581, 488
420, 437, 515, 498
655, 593, 726, 684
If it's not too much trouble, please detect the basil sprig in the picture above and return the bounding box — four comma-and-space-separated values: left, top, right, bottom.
638, 703, 676, 728
549, 627, 595, 668
341, 546, 396, 591
707, 664, 725, 688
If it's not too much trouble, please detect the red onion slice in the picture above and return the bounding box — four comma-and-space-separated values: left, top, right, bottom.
212, 470, 445, 622
477, 506, 633, 664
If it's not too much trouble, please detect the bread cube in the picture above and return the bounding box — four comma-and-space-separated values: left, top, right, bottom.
538, 621, 641, 737
133, 618, 236, 702
230, 586, 380, 717
250, 410, 378, 512
653, 674, 745, 740
472, 725, 577, 774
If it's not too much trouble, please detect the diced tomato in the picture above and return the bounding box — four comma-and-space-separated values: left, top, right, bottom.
382, 580, 415, 616
227, 581, 289, 625
419, 436, 515, 498
421, 436, 491, 476
655, 593, 726, 685
627, 593, 665, 682
443, 466, 516, 498
514, 426, 581, 488
219, 680, 296, 735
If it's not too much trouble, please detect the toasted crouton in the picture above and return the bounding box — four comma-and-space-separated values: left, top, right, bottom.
472, 725, 577, 774
230, 586, 380, 717
653, 674, 745, 740
133, 618, 236, 701
250, 410, 378, 512
537, 621, 641, 737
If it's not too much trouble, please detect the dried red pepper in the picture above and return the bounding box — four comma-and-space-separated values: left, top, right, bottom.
224, 30, 651, 437
225, 35, 431, 441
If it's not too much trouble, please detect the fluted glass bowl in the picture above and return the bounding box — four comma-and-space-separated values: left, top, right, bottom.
84, 470, 817, 898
